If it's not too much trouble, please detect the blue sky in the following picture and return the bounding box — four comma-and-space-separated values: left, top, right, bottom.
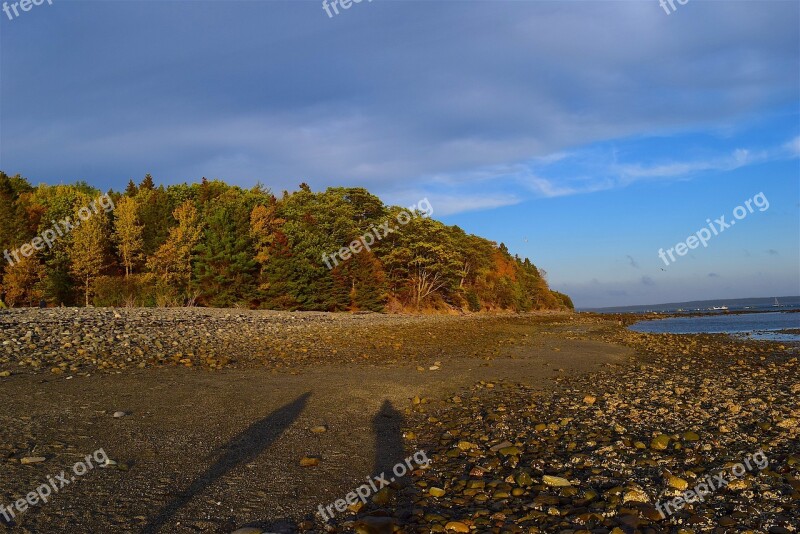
1, 0, 798, 307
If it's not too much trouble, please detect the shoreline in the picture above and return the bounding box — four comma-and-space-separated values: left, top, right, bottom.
0, 311, 797, 532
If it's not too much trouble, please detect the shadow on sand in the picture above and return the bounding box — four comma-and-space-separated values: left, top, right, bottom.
142, 392, 311, 534
245, 399, 409, 533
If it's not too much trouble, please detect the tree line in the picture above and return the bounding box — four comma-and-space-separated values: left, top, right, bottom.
0, 172, 574, 312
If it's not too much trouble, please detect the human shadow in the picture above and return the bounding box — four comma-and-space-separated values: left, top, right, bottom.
141, 392, 311, 534
372, 399, 406, 478
348, 399, 417, 531
241, 399, 412, 533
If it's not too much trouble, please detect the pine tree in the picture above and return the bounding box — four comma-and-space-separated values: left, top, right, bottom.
139, 174, 155, 191
135, 186, 174, 256
125, 179, 138, 197
193, 192, 258, 306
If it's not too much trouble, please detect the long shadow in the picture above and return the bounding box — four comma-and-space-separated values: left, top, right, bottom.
242, 399, 410, 533
350, 399, 417, 530
373, 400, 406, 477
141, 392, 311, 534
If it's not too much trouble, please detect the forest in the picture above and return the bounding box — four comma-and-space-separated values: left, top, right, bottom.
0, 172, 573, 312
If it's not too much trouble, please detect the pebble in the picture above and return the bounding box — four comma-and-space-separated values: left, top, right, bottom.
330, 322, 799, 533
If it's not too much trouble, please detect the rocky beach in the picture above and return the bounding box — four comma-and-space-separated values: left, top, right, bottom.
0, 309, 797, 533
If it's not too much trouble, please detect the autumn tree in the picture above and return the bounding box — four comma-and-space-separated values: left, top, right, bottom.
2, 254, 45, 307
113, 196, 144, 277
0, 173, 34, 277
147, 200, 203, 292
0, 174, 572, 312
68, 200, 111, 306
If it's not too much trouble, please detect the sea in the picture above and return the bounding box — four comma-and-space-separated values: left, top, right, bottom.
586, 296, 800, 342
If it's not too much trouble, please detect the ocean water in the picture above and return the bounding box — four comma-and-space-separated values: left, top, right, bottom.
629, 311, 800, 342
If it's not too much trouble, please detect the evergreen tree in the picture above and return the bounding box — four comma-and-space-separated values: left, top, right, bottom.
193, 191, 259, 306
125, 179, 138, 197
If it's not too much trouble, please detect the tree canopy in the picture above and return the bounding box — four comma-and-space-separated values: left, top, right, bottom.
0, 172, 573, 312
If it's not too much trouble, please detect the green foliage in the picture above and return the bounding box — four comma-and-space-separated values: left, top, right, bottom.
192, 187, 267, 307
465, 289, 481, 312
552, 291, 575, 309
0, 174, 572, 311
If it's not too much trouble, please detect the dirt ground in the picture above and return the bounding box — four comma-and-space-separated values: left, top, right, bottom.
0, 312, 631, 533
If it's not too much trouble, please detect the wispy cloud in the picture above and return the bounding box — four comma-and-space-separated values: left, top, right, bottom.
384, 191, 522, 217
615, 148, 758, 182
786, 136, 800, 156
483, 135, 800, 202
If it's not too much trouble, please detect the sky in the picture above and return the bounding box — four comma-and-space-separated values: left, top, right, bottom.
1, 0, 798, 308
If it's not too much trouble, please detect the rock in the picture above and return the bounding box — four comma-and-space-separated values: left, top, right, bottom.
542, 475, 572, 487
353, 516, 398, 534
515, 471, 533, 486
310, 425, 328, 434
299, 456, 320, 467
444, 521, 470, 532
113, 411, 128, 418
777, 418, 797, 429
650, 434, 671, 450
727, 478, 749, 490
666, 475, 689, 490
682, 431, 700, 441
429, 487, 446, 497
623, 487, 649, 503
